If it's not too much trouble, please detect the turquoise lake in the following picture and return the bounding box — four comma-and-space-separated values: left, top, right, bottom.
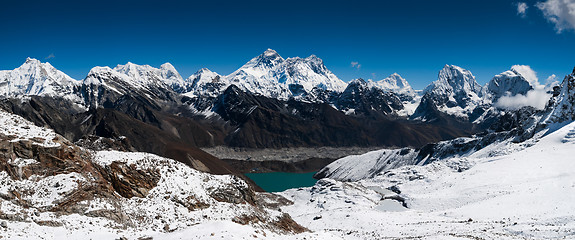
245, 172, 318, 192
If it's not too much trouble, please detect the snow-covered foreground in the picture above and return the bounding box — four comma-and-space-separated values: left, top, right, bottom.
280, 121, 575, 239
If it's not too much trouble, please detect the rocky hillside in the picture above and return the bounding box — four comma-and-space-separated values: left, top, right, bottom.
0, 109, 310, 239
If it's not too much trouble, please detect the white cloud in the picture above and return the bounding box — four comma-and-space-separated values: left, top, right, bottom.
536, 0, 575, 33
545, 74, 559, 87
351, 61, 361, 69
546, 74, 557, 82
45, 53, 55, 60
494, 89, 551, 110
512, 65, 540, 87
495, 65, 552, 110
516, 2, 529, 17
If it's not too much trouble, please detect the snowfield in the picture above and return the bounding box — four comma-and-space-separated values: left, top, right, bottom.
279, 121, 575, 239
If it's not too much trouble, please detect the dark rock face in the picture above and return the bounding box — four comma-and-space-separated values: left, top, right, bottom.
208, 175, 257, 205
210, 85, 474, 148
97, 161, 161, 198
0, 97, 230, 172
334, 79, 404, 118
0, 135, 120, 216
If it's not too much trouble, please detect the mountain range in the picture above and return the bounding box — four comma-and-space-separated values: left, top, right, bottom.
1, 50, 574, 239
0, 50, 555, 171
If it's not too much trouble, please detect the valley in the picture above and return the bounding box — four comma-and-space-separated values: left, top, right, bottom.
204, 146, 380, 173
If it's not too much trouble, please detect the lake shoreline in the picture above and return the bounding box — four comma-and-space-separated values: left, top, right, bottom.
245, 172, 319, 192
224, 157, 337, 174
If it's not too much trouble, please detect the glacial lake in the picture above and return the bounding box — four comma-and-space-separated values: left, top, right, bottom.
245, 171, 318, 192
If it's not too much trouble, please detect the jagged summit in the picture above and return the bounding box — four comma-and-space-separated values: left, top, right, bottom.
185, 68, 223, 97
186, 49, 347, 101
263, 48, 280, 57
412, 65, 485, 121
240, 48, 285, 70
113, 62, 184, 88
335, 78, 404, 117
427, 64, 482, 96
0, 57, 81, 104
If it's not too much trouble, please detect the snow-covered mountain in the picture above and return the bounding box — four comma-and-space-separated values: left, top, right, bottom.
371, 73, 417, 101
0, 59, 186, 110
0, 58, 83, 106
412, 64, 486, 121
184, 49, 347, 101
81, 63, 181, 108
186, 68, 223, 97
411, 64, 552, 125
114, 62, 187, 93
334, 78, 404, 117
486, 66, 533, 99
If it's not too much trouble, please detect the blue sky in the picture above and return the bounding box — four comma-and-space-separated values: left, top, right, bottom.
1, 0, 574, 89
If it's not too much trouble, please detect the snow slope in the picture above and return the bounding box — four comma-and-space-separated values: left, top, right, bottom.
281, 120, 575, 239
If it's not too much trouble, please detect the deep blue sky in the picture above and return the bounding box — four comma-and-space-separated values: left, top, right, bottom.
1, 0, 573, 89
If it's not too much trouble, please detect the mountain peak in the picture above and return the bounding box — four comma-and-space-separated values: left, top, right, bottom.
306, 54, 320, 60
510, 65, 538, 86
194, 68, 214, 74
160, 62, 176, 71
414, 65, 484, 121
349, 78, 367, 85
25, 57, 40, 64
433, 64, 481, 94
367, 73, 417, 102
382, 73, 408, 86
441, 64, 469, 75
240, 49, 285, 70
0, 57, 80, 103
488, 67, 532, 98
87, 66, 113, 76
263, 48, 279, 57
